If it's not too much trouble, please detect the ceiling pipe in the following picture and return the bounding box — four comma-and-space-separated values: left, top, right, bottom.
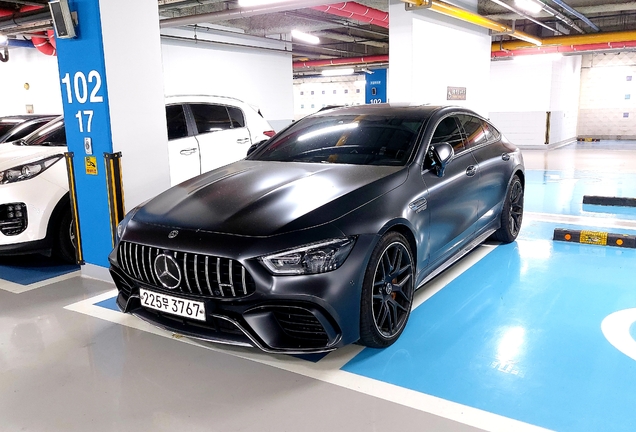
293, 54, 388, 68
312, 2, 389, 28
492, 40, 636, 58
546, 0, 600, 32
493, 29, 636, 51
31, 29, 55, 55
486, 3, 636, 21
538, 1, 585, 34
0, 9, 51, 31
159, 0, 335, 28
0, 4, 43, 17
488, 0, 561, 35
402, 0, 542, 45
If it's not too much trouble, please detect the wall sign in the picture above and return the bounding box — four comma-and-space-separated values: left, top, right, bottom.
85, 156, 97, 175
365, 68, 387, 104
447, 86, 467, 101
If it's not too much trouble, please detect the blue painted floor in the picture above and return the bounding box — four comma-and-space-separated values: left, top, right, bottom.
0, 255, 78, 285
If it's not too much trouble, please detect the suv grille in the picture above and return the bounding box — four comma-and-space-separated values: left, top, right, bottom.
117, 241, 256, 299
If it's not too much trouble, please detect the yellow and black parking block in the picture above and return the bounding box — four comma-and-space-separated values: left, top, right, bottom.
577, 138, 600, 142
583, 195, 636, 208
553, 228, 636, 248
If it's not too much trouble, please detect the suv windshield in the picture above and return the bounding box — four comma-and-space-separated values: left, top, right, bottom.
18, 119, 66, 146
248, 113, 425, 166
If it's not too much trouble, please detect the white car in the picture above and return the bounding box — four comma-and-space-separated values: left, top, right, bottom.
0, 96, 275, 262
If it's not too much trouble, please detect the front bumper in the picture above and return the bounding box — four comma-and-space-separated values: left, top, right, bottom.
108, 232, 377, 354
0, 164, 68, 255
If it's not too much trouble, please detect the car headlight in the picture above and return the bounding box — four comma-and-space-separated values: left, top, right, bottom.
259, 237, 356, 275
0, 155, 63, 184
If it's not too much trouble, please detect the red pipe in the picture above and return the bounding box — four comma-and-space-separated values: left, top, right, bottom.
0, 5, 43, 17
313, 2, 389, 28
492, 40, 636, 58
294, 54, 388, 68
31, 30, 56, 56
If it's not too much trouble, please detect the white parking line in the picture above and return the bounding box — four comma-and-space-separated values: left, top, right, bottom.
65, 244, 550, 432
0, 271, 81, 294
525, 211, 636, 231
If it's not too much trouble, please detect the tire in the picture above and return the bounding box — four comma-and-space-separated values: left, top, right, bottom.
359, 232, 415, 348
493, 175, 524, 243
55, 207, 76, 264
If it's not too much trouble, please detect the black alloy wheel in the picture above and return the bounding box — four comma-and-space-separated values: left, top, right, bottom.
55, 206, 76, 264
359, 232, 414, 348
494, 175, 524, 243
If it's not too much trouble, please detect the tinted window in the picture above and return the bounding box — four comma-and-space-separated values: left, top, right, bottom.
166, 105, 188, 140
0, 123, 18, 136
227, 106, 245, 128
249, 114, 424, 166
5, 120, 51, 142
482, 121, 501, 142
431, 116, 464, 153
25, 120, 66, 146
458, 115, 487, 149
190, 104, 231, 133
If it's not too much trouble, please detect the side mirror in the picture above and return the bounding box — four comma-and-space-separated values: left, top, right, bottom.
247, 139, 268, 157
428, 143, 454, 177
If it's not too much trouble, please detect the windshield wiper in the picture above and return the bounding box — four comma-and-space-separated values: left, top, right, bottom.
14, 139, 27, 146
36, 142, 66, 147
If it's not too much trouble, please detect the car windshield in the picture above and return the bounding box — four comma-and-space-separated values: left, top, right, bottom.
18, 119, 66, 146
248, 113, 426, 166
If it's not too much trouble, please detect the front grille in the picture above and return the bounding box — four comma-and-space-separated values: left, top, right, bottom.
0, 202, 27, 236
117, 241, 256, 299
271, 306, 329, 347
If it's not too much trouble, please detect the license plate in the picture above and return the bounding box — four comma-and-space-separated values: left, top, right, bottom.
139, 288, 206, 321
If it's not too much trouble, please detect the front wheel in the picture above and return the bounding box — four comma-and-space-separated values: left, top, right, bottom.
359, 232, 415, 348
493, 175, 524, 243
55, 207, 76, 264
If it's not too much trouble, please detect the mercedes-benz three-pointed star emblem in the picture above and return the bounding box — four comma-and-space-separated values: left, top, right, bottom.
153, 253, 182, 289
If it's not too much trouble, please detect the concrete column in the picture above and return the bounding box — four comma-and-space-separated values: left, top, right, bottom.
388, 0, 492, 116
55, 0, 170, 279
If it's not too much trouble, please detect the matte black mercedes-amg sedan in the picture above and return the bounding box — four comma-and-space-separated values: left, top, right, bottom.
109, 105, 524, 353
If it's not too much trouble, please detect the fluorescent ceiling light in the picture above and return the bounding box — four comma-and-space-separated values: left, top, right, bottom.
514, 53, 563, 62
298, 123, 359, 141
514, 0, 543, 14
322, 68, 354, 77
291, 29, 319, 45
238, 0, 287, 7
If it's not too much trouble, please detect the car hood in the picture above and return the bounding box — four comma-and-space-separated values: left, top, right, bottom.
135, 160, 407, 237
0, 144, 67, 170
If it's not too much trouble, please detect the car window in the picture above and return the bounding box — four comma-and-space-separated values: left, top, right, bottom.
227, 106, 245, 128
458, 115, 487, 149
25, 120, 66, 146
0, 122, 18, 136
482, 121, 501, 142
190, 103, 232, 134
430, 116, 464, 153
166, 105, 188, 141
248, 114, 425, 166
6, 120, 51, 142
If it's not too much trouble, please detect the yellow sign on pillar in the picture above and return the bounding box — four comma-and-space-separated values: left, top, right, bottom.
85, 156, 98, 175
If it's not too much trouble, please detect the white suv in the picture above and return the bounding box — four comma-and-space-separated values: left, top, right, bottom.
0, 96, 275, 262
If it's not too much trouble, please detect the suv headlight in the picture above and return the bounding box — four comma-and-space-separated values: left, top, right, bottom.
0, 155, 63, 184
115, 200, 150, 243
259, 237, 356, 275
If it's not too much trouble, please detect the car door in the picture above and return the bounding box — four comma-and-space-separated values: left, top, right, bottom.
457, 114, 510, 234
188, 103, 252, 174
166, 104, 201, 186
421, 115, 482, 266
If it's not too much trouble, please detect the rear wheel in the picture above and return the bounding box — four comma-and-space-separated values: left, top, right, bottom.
55, 207, 76, 264
359, 232, 414, 348
493, 175, 524, 243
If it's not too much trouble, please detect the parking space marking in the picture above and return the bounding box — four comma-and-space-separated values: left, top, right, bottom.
64, 244, 550, 432
525, 211, 636, 230
0, 271, 81, 294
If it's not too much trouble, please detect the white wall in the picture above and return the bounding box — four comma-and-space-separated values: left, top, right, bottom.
0, 48, 62, 116
161, 27, 294, 132
388, 0, 491, 117
489, 55, 581, 147
293, 76, 366, 120
578, 52, 636, 139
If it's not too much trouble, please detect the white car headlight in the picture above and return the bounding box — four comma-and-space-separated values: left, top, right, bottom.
0, 155, 63, 184
260, 237, 356, 275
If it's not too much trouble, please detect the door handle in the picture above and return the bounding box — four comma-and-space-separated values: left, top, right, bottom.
466, 165, 477, 177
180, 148, 198, 156
236, 138, 250, 144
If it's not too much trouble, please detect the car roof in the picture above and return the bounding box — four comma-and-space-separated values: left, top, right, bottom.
0, 114, 58, 123
310, 104, 470, 118
165, 94, 246, 105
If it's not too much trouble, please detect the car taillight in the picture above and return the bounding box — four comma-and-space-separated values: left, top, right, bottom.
263, 130, 276, 137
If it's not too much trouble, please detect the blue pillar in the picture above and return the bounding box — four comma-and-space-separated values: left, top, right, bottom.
365, 68, 388, 104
